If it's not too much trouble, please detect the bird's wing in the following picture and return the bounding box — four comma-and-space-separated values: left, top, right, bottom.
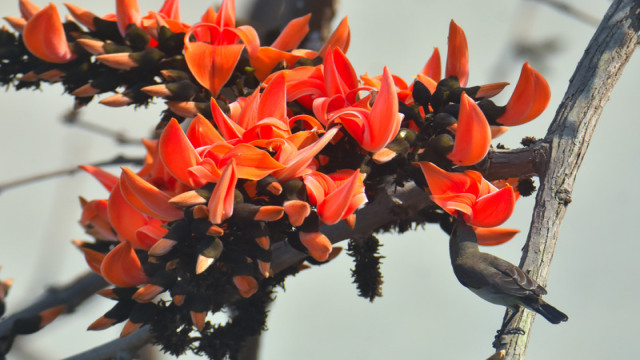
484, 254, 547, 297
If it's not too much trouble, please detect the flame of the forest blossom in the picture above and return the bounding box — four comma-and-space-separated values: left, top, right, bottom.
22, 3, 75, 63
303, 169, 367, 225
496, 62, 551, 126
416, 162, 515, 228
100, 241, 149, 287
330, 66, 403, 152
445, 20, 469, 87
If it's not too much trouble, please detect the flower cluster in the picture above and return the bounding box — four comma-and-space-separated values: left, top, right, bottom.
1, 0, 551, 357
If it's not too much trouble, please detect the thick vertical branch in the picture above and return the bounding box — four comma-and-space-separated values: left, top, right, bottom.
496, 0, 640, 358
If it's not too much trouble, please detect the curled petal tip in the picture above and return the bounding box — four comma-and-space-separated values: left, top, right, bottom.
446, 92, 491, 166
496, 62, 551, 126
23, 4, 76, 63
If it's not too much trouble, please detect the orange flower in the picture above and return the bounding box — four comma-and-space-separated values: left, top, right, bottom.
416, 162, 515, 228
303, 169, 367, 225
330, 66, 403, 152
100, 241, 149, 287
496, 62, 551, 126
22, 3, 76, 63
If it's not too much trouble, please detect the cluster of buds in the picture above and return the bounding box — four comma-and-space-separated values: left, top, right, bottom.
1, 0, 551, 357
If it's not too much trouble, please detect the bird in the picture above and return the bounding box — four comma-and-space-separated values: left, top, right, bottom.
449, 214, 568, 332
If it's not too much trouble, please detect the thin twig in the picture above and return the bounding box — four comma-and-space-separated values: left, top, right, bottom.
63, 111, 143, 145
62, 325, 153, 360
532, 0, 601, 26
495, 0, 640, 358
0, 155, 144, 194
0, 272, 107, 337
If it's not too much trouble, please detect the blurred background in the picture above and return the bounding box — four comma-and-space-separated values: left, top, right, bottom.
0, 0, 638, 359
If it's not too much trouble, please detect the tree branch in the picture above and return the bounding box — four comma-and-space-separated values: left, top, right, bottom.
494, 0, 640, 358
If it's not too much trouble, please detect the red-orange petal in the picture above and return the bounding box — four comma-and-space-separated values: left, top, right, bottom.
447, 92, 491, 166
220, 144, 284, 180
496, 62, 551, 126
445, 20, 469, 87
422, 47, 441, 82
186, 114, 226, 148
318, 17, 350, 59
23, 4, 75, 63
208, 160, 237, 224
271, 13, 310, 51
64, 3, 97, 30
272, 126, 339, 181
185, 35, 244, 96
365, 66, 402, 152
258, 71, 287, 120
119, 167, 183, 221
467, 185, 515, 228
20, 0, 40, 20
108, 182, 149, 246
79, 165, 118, 192
415, 161, 477, 196
283, 200, 311, 227
317, 169, 361, 225
116, 0, 141, 36
210, 97, 244, 140
475, 227, 520, 246
324, 47, 358, 97
158, 0, 180, 21
100, 241, 149, 287
159, 118, 202, 187
215, 0, 236, 28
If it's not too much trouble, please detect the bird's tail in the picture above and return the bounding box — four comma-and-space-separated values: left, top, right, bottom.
527, 300, 568, 324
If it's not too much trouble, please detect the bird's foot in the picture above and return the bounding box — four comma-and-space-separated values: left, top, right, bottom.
495, 327, 526, 337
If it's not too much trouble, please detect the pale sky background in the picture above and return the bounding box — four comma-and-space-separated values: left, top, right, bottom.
0, 0, 638, 359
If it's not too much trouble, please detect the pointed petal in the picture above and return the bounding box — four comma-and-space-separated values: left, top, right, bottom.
318, 17, 350, 59
496, 62, 551, 126
258, 72, 286, 120
220, 144, 284, 180
186, 114, 226, 148
430, 193, 476, 216
467, 185, 515, 228
415, 161, 477, 196
475, 227, 519, 246
208, 160, 237, 224
158, 0, 180, 21
159, 118, 202, 187
116, 0, 141, 36
100, 241, 149, 287
324, 47, 358, 97
216, 0, 236, 28
119, 167, 183, 221
210, 98, 244, 140
365, 66, 403, 152
108, 183, 149, 246
272, 127, 339, 181
20, 0, 40, 20
447, 92, 491, 166
78, 246, 106, 274
317, 170, 363, 225
64, 3, 98, 30
445, 20, 469, 87
79, 165, 118, 192
271, 14, 310, 50
23, 4, 75, 63
421, 47, 441, 82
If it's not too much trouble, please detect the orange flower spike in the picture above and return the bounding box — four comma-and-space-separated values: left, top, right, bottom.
100, 241, 149, 287
445, 20, 469, 87
19, 0, 40, 20
368, 66, 403, 152
318, 17, 350, 59
79, 165, 119, 192
447, 92, 491, 166
474, 227, 520, 246
159, 118, 203, 188
119, 167, 184, 221
186, 114, 226, 148
208, 159, 238, 224
271, 13, 310, 51
422, 47, 441, 82
316, 170, 365, 225
496, 62, 551, 126
116, 0, 141, 36
22, 4, 75, 63
158, 0, 180, 21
